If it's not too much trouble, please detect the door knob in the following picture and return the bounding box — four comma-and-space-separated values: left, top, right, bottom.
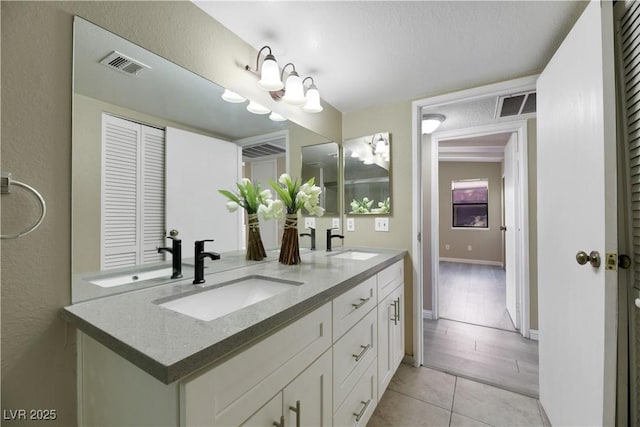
576, 250, 601, 268
169, 229, 179, 237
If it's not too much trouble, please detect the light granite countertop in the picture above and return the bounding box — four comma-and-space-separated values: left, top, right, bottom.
62, 247, 407, 384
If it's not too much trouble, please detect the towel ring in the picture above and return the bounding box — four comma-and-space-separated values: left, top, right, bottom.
1, 172, 47, 239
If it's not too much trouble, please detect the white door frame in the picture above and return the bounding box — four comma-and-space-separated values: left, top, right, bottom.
411, 75, 537, 366
431, 121, 529, 334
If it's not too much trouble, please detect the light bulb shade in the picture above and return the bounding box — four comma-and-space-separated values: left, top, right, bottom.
374, 138, 387, 154
246, 100, 270, 115
282, 71, 306, 105
221, 89, 246, 103
302, 85, 323, 113
421, 114, 446, 134
269, 111, 287, 122
350, 151, 360, 158
258, 54, 284, 91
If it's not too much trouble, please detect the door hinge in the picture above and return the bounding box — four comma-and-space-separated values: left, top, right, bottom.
606, 253, 617, 271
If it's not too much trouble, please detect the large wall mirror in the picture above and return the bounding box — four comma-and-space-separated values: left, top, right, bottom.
72, 17, 334, 302
301, 142, 339, 215
343, 132, 392, 215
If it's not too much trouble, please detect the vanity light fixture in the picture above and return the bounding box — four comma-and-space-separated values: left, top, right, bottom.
221, 89, 246, 103
246, 46, 284, 91
422, 114, 446, 134
302, 77, 323, 113
246, 45, 323, 113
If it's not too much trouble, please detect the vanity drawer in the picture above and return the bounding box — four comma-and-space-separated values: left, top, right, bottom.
333, 308, 377, 408
377, 260, 403, 302
181, 303, 331, 427
333, 276, 376, 341
333, 357, 377, 427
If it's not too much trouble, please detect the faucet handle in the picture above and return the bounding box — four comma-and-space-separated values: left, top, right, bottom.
166, 236, 181, 242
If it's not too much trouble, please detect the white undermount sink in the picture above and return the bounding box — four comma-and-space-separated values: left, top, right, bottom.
156, 276, 302, 321
330, 250, 379, 261
89, 267, 174, 288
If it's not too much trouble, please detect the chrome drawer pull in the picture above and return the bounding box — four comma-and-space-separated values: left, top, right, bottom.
395, 297, 401, 322
391, 300, 398, 325
289, 400, 301, 427
352, 296, 371, 309
353, 399, 372, 422
352, 344, 371, 362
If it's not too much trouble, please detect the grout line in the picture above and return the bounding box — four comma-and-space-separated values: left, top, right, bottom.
451, 375, 458, 412
515, 359, 520, 373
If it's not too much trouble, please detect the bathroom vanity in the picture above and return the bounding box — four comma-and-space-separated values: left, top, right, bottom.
63, 248, 407, 426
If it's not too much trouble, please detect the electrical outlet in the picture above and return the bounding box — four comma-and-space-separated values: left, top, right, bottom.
467, 245, 472, 251
332, 218, 340, 229
445, 244, 450, 250
304, 217, 316, 229
347, 218, 355, 232
374, 217, 389, 232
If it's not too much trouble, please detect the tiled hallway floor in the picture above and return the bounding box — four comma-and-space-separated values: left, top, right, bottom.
368, 364, 550, 427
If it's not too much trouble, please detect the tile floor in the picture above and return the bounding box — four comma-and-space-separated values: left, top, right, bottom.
368, 364, 550, 427
438, 262, 514, 331
423, 318, 539, 398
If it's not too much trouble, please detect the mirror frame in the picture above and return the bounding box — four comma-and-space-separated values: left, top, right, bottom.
343, 132, 392, 216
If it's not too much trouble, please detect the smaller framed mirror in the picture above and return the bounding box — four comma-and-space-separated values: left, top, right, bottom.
343, 132, 391, 215
301, 142, 340, 215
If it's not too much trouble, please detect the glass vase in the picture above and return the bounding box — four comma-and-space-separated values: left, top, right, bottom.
279, 213, 301, 265
246, 213, 267, 261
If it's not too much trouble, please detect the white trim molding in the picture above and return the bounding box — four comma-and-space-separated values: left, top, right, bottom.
530, 329, 539, 341
422, 310, 434, 320
439, 257, 503, 267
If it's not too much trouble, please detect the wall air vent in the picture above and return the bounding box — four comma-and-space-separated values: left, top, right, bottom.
495, 91, 536, 118
242, 143, 286, 159
99, 51, 151, 76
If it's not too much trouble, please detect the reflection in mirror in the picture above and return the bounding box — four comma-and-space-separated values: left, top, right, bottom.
343, 132, 391, 215
301, 142, 339, 215
71, 17, 332, 302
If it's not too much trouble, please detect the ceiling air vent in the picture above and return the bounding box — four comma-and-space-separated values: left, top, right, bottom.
496, 91, 536, 118
242, 143, 286, 159
100, 51, 151, 76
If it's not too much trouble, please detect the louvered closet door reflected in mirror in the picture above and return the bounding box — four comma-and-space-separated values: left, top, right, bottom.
100, 114, 165, 270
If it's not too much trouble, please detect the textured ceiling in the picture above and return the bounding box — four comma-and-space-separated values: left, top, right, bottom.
195, 1, 587, 113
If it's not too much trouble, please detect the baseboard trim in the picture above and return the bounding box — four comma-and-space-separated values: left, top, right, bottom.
402, 355, 416, 367
439, 257, 504, 267
529, 329, 539, 341
423, 310, 433, 320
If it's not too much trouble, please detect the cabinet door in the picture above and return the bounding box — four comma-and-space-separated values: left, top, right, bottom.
242, 393, 282, 427
390, 285, 405, 372
377, 292, 394, 399
283, 350, 332, 427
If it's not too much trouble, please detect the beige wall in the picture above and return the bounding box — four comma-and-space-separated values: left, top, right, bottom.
1, 3, 341, 425
342, 100, 414, 355
438, 162, 503, 264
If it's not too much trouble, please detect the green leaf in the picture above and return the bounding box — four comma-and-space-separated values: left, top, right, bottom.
218, 189, 240, 204
270, 180, 293, 207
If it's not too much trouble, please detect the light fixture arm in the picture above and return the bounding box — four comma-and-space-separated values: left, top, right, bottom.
302, 76, 315, 87
280, 62, 298, 80
245, 45, 274, 74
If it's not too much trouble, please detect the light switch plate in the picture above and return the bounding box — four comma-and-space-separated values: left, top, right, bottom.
374, 217, 389, 232
347, 218, 355, 232
332, 218, 340, 229
304, 217, 316, 229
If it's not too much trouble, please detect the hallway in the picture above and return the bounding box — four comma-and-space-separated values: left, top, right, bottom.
438, 261, 515, 331
423, 318, 539, 398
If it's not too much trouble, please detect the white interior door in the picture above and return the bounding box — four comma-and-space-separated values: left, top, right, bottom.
251, 158, 279, 249
537, 1, 618, 425
503, 133, 518, 328
165, 128, 242, 256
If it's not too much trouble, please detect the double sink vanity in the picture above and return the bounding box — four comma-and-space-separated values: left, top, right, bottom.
63, 247, 407, 426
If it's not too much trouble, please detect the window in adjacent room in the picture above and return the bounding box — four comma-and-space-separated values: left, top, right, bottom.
451, 179, 488, 228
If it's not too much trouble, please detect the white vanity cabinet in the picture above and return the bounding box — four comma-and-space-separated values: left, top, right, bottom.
182, 303, 332, 426
76, 256, 408, 427
376, 260, 405, 399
